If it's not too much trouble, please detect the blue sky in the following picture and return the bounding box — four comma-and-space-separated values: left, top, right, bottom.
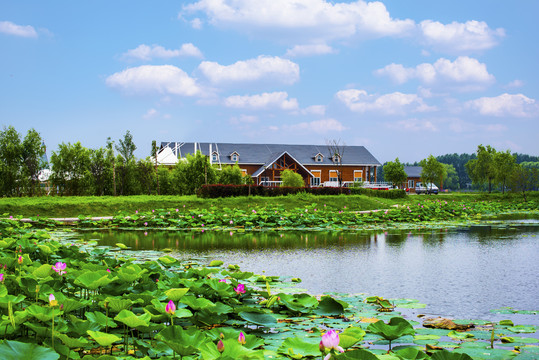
1, 0, 538, 163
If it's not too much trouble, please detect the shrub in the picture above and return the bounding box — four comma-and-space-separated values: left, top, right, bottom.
281, 169, 305, 187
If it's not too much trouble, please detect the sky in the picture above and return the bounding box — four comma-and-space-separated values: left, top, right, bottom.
1, 0, 538, 163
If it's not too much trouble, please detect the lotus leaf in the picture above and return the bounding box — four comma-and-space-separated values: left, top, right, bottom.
339, 326, 366, 348
218, 339, 265, 360
429, 350, 473, 360
334, 349, 379, 359
499, 320, 514, 326
508, 325, 537, 333
314, 295, 345, 316
156, 325, 207, 356
117, 263, 147, 283
181, 295, 216, 310
87, 330, 122, 347
453, 347, 516, 359
238, 311, 277, 327
0, 294, 26, 309
207, 327, 265, 349
55, 333, 90, 348
24, 322, 49, 337
278, 293, 319, 313
101, 297, 138, 313
85, 311, 117, 328
164, 288, 189, 301
0, 340, 60, 360
61, 298, 86, 313
209, 260, 224, 266
394, 347, 429, 360
26, 304, 62, 322
277, 336, 320, 358
158, 255, 178, 265
75, 270, 115, 290
32, 263, 54, 278
0, 237, 17, 249
447, 330, 474, 340
114, 309, 151, 328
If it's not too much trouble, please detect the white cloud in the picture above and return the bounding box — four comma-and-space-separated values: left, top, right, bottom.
183, 0, 415, 44
279, 118, 346, 134
420, 20, 505, 53
387, 119, 438, 132
376, 56, 494, 90
106, 65, 201, 96
224, 92, 299, 110
122, 43, 203, 61
285, 44, 335, 57
466, 93, 538, 117
143, 108, 159, 119
335, 89, 434, 115
199, 56, 299, 85
0, 21, 38, 38
230, 114, 259, 124
191, 18, 203, 29
505, 80, 524, 89
301, 105, 326, 116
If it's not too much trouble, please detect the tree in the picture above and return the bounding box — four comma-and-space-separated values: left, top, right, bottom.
172, 151, 217, 195
326, 139, 346, 186
217, 164, 244, 185
88, 147, 110, 196
152, 140, 160, 195
50, 142, 91, 196
0, 125, 23, 196
281, 169, 305, 187
420, 155, 446, 193
437, 153, 475, 189
21, 129, 46, 196
383, 158, 407, 188
509, 165, 538, 202
466, 145, 496, 193
106, 137, 117, 196
441, 163, 460, 190
493, 150, 516, 194
115, 130, 137, 162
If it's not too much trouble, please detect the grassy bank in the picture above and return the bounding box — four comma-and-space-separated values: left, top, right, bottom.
0, 192, 537, 218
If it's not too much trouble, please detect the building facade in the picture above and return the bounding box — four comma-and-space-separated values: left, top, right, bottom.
159, 142, 382, 187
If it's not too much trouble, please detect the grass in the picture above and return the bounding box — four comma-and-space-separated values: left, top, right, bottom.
1, 191, 536, 218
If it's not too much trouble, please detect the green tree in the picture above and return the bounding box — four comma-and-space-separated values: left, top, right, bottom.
115, 154, 137, 195
135, 158, 155, 195
441, 163, 459, 190
217, 164, 244, 185
281, 169, 305, 187
466, 145, 496, 193
88, 147, 111, 196
115, 130, 137, 162
21, 129, 46, 196
383, 158, 407, 188
509, 165, 538, 202
0, 125, 23, 196
152, 140, 160, 195
50, 142, 91, 196
420, 155, 446, 193
493, 150, 516, 194
172, 151, 217, 195
157, 166, 173, 195
106, 137, 116, 196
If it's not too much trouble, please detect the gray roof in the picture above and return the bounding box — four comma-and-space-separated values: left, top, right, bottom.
404, 166, 422, 178
160, 142, 382, 166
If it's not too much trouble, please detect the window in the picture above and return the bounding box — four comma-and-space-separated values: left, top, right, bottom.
354, 170, 363, 183
311, 170, 321, 186
212, 152, 218, 162
315, 153, 323, 162
241, 169, 248, 176
332, 154, 341, 163
231, 153, 239, 162
408, 180, 415, 188
329, 170, 338, 182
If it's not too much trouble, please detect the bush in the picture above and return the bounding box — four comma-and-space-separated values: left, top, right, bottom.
281, 169, 305, 187
198, 184, 352, 198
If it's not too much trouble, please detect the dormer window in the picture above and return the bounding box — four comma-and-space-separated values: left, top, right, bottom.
332, 154, 341, 163
211, 151, 219, 162
314, 153, 324, 162
230, 151, 240, 162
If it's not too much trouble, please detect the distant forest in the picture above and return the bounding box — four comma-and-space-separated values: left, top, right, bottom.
379, 153, 539, 190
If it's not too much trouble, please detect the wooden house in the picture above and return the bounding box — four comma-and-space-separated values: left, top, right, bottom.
404, 166, 422, 191
159, 142, 381, 187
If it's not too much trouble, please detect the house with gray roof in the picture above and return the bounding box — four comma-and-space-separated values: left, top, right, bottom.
159, 142, 382, 187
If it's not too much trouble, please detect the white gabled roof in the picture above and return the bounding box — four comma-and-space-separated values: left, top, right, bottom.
152, 146, 179, 166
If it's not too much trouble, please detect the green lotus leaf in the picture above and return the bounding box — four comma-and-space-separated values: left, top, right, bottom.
24, 322, 49, 337
66, 315, 101, 335
394, 348, 429, 360
447, 330, 474, 340
207, 327, 265, 349
334, 349, 379, 359
0, 285, 7, 297
314, 296, 345, 316
115, 243, 128, 249
85, 311, 117, 328
26, 304, 62, 322
277, 336, 320, 358
209, 260, 224, 267
499, 319, 514, 326
55, 333, 90, 348
453, 347, 516, 359
508, 325, 537, 333
238, 311, 277, 327
61, 298, 86, 313
164, 288, 189, 301
0, 294, 26, 309
339, 326, 366, 349
219, 339, 265, 360
158, 255, 178, 265
32, 263, 54, 278
429, 350, 473, 360
181, 295, 216, 310
74, 270, 114, 290
0, 238, 16, 249
114, 309, 151, 328
87, 330, 122, 347
117, 263, 147, 283
0, 340, 59, 360
223, 270, 254, 280
207, 302, 233, 315
101, 297, 137, 313
367, 317, 415, 341
278, 293, 319, 313
156, 325, 206, 356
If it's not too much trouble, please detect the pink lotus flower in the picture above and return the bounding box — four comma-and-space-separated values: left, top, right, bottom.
219, 279, 226, 283
52, 262, 67, 275
238, 331, 246, 345
165, 300, 176, 315
320, 330, 344, 359
0, 273, 4, 282
229, 220, 233, 224
176, 208, 179, 212
144, 222, 148, 226
17, 256, 23, 265
49, 293, 58, 307
217, 339, 224, 352
106, 269, 111, 273
234, 283, 246, 295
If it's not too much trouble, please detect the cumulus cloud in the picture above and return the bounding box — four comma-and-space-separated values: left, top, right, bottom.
230, 114, 259, 124
198, 55, 299, 85
277, 118, 346, 134
0, 21, 38, 38
375, 56, 494, 90
335, 89, 434, 115
466, 93, 538, 117
387, 119, 438, 132
301, 105, 326, 116
224, 91, 299, 110
122, 43, 203, 61
285, 44, 335, 57
420, 20, 505, 53
183, 0, 415, 44
106, 65, 201, 97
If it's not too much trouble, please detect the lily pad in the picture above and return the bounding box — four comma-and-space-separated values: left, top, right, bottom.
87, 330, 122, 347
0, 341, 59, 360
277, 336, 320, 358
238, 311, 277, 327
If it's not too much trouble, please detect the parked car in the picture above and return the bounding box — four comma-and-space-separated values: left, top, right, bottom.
415, 182, 439, 195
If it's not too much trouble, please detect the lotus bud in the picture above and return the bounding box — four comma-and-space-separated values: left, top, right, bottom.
17, 256, 23, 265
319, 340, 325, 352
217, 339, 224, 353
238, 331, 246, 345
220, 332, 225, 339
234, 283, 246, 295
165, 300, 176, 315
49, 293, 58, 307
321, 330, 344, 353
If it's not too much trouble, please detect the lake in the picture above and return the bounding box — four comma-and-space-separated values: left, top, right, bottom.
72, 220, 539, 326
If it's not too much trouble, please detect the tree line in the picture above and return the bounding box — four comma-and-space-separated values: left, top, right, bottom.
382, 145, 539, 197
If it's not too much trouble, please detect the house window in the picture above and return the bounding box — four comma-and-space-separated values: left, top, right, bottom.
315, 154, 323, 162
408, 180, 415, 188
231, 153, 238, 162
329, 170, 338, 182
212, 153, 218, 162
354, 170, 363, 183
311, 170, 321, 186
332, 154, 341, 163
241, 169, 248, 176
